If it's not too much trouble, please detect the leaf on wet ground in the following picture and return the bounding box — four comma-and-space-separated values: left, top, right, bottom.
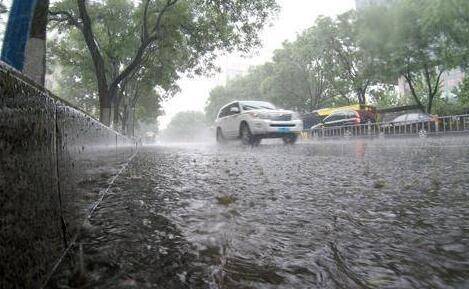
373, 179, 387, 189
216, 195, 237, 206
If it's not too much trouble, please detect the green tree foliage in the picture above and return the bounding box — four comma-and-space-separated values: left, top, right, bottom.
49, 0, 167, 128
427, 0, 469, 66
50, 64, 100, 118
327, 11, 378, 105
205, 12, 375, 117
163, 111, 208, 141
206, 0, 469, 118
49, 0, 279, 126
371, 86, 412, 108
266, 43, 313, 111
205, 86, 232, 123
359, 0, 469, 113
454, 76, 469, 106
266, 21, 333, 113
205, 64, 273, 121
129, 86, 163, 136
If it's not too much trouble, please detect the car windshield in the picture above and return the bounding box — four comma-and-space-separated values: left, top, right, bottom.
324, 110, 349, 121
343, 110, 357, 118
394, 113, 429, 122
240, 101, 276, 111
393, 115, 409, 122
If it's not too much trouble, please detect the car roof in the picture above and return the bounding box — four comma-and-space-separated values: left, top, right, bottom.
219, 100, 275, 110
238, 100, 272, 104
392, 112, 430, 122
327, 109, 356, 116
218, 101, 239, 110
337, 109, 355, 113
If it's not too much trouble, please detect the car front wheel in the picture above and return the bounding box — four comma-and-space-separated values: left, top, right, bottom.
240, 123, 258, 146
282, 133, 298, 145
216, 128, 226, 144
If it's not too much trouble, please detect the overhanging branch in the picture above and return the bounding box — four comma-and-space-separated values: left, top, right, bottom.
109, 0, 179, 96
49, 10, 83, 30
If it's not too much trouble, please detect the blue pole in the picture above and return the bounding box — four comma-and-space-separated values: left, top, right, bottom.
1, 0, 38, 71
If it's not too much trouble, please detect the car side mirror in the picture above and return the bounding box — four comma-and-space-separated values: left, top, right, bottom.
230, 107, 240, 113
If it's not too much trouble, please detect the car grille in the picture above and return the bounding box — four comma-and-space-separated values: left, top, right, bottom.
271, 114, 292, 121
270, 124, 295, 127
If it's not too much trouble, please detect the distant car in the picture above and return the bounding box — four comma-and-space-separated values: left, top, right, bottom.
390, 112, 435, 124
387, 112, 440, 135
301, 112, 323, 130
311, 109, 376, 130
215, 101, 303, 145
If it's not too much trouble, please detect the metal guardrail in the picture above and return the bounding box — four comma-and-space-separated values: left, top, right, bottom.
307, 114, 469, 139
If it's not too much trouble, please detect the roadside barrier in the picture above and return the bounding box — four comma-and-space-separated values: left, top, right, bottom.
308, 114, 469, 139
0, 62, 136, 288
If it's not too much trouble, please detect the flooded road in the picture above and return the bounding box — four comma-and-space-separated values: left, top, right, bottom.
62, 137, 469, 289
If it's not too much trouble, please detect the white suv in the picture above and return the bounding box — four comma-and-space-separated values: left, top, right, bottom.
215, 101, 303, 145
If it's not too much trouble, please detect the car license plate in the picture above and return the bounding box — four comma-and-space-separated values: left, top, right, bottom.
277, 127, 290, 133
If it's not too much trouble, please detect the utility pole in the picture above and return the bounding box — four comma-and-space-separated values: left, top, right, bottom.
24, 0, 49, 86
1, 0, 49, 86
1, 0, 37, 71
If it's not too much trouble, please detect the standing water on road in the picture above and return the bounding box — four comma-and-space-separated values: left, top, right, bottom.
62, 137, 469, 289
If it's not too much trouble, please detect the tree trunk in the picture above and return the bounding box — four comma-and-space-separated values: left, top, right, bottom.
423, 65, 433, 114
309, 94, 314, 112
427, 94, 434, 114
99, 95, 112, 126
121, 104, 128, 134
313, 90, 319, 109
113, 101, 120, 130
23, 0, 48, 86
425, 70, 444, 114
404, 74, 425, 112
77, 0, 111, 125
356, 88, 366, 105
74, 0, 177, 126
126, 106, 135, 137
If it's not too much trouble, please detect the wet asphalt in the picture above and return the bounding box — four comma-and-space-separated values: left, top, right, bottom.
55, 137, 469, 289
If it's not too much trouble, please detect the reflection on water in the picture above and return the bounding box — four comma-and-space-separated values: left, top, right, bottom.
57, 137, 469, 289
353, 139, 367, 158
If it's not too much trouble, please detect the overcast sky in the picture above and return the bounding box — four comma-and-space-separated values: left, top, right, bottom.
159, 0, 356, 129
